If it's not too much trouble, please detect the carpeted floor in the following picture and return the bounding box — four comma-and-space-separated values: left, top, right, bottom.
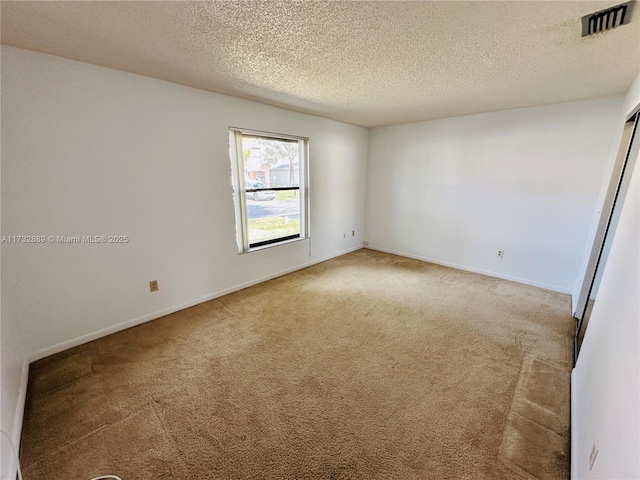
20, 249, 574, 479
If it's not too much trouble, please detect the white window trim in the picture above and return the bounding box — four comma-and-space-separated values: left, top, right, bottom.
229, 128, 309, 253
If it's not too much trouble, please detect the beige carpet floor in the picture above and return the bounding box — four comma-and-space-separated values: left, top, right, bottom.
20, 249, 574, 479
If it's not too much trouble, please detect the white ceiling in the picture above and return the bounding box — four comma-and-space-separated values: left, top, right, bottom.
2, 1, 639, 128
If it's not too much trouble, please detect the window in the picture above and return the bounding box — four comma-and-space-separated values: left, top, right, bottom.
229, 128, 308, 252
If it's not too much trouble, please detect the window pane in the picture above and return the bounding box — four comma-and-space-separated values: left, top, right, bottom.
242, 136, 299, 189
230, 129, 307, 252
246, 191, 300, 245
241, 135, 301, 246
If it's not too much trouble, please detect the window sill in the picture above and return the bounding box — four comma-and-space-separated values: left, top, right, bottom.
240, 235, 309, 254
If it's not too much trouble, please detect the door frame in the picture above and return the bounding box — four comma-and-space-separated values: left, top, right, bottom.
574, 104, 640, 359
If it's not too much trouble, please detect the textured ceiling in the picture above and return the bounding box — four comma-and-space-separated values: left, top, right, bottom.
2, 1, 639, 127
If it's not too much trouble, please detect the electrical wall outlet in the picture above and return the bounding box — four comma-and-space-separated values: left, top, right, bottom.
363, 241, 369, 246
149, 280, 159, 292
352, 230, 355, 236
497, 250, 504, 258
343, 233, 346, 238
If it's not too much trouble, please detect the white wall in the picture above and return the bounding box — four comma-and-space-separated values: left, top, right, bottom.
623, 71, 640, 117
0, 46, 367, 451
366, 98, 623, 293
572, 73, 640, 479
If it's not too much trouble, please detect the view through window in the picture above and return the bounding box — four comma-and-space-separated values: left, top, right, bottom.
229, 129, 308, 252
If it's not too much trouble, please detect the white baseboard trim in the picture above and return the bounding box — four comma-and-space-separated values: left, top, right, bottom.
365, 245, 571, 294
309, 244, 363, 266
570, 368, 577, 480
9, 360, 30, 455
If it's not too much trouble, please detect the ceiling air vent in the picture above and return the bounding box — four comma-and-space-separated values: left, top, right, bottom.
582, 1, 634, 36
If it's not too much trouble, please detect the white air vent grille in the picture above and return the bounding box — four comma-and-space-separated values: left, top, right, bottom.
582, 2, 634, 36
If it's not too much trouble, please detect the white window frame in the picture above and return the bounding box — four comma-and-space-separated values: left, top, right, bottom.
229, 128, 309, 253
